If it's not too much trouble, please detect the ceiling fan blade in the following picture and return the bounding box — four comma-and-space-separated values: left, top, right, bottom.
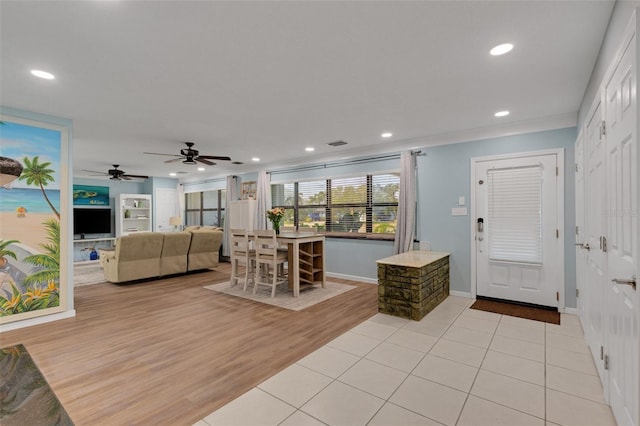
122, 174, 149, 179
196, 158, 216, 166
144, 152, 181, 157
81, 169, 108, 175
199, 155, 232, 161
164, 157, 184, 164
121, 176, 133, 181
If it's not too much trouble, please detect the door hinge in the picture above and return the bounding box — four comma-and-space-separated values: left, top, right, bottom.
600, 121, 607, 139
604, 354, 609, 370
576, 289, 579, 298
600, 345, 604, 360
556, 166, 559, 176
556, 229, 560, 238
575, 163, 579, 173
556, 291, 559, 301
576, 226, 579, 236
600, 236, 608, 252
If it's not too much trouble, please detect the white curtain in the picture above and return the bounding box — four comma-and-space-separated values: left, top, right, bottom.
222, 175, 238, 257
176, 183, 185, 225
393, 151, 417, 254
254, 170, 271, 230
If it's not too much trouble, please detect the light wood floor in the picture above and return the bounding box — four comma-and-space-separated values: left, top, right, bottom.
0, 263, 378, 425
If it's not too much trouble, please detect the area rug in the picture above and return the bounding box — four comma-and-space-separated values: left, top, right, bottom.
204, 280, 356, 311
470, 298, 560, 325
0, 344, 74, 425
73, 262, 106, 287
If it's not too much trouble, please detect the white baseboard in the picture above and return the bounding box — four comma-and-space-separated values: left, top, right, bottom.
0, 310, 76, 333
326, 272, 378, 284
562, 307, 577, 315
449, 290, 473, 299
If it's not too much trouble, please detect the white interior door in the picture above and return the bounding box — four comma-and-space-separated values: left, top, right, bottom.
155, 188, 178, 232
585, 101, 608, 387
575, 131, 589, 323
475, 152, 561, 307
604, 31, 638, 426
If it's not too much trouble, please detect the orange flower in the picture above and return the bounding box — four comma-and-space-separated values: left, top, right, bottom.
2, 294, 21, 310
44, 280, 58, 293
24, 287, 45, 303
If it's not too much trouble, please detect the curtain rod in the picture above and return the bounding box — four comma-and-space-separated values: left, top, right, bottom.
269, 152, 420, 176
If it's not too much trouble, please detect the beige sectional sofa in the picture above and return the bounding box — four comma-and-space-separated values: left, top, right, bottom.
101, 228, 223, 283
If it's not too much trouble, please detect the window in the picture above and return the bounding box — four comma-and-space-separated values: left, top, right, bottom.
271, 172, 399, 238
185, 190, 226, 227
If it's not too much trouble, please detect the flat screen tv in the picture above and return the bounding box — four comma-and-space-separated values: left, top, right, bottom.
73, 208, 112, 236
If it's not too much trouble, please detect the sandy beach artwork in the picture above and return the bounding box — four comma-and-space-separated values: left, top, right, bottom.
0, 119, 63, 320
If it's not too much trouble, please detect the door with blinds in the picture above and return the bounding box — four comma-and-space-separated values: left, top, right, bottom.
475, 152, 561, 307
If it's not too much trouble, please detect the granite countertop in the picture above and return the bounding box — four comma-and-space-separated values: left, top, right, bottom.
376, 250, 450, 268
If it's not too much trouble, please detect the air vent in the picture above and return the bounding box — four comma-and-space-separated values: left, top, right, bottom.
327, 140, 348, 147
231, 161, 244, 165
176, 171, 188, 174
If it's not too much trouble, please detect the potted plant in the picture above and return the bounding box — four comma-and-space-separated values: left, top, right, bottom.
0, 239, 19, 269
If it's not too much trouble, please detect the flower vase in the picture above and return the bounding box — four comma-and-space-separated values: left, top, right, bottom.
273, 222, 280, 235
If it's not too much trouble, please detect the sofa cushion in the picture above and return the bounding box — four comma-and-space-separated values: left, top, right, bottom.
160, 231, 192, 276
187, 229, 223, 271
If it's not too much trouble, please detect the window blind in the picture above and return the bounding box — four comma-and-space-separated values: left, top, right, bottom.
487, 165, 543, 264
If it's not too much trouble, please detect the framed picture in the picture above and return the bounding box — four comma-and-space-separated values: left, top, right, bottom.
242, 181, 256, 200
73, 184, 109, 205
0, 111, 71, 325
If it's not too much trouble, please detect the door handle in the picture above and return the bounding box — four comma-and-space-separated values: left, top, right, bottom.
575, 243, 586, 248
582, 243, 590, 251
612, 275, 636, 290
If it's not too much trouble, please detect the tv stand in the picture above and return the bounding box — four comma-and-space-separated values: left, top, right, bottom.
73, 237, 116, 262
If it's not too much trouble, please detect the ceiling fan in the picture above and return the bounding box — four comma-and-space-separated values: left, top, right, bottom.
82, 165, 149, 181
144, 142, 231, 166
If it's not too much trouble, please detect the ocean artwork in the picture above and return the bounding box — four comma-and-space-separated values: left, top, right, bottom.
73, 184, 109, 206
0, 119, 63, 319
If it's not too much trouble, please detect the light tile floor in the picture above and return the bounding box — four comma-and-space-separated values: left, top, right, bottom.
196, 296, 617, 426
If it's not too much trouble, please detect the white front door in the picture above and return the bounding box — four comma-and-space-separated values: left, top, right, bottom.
585, 101, 608, 387
604, 31, 638, 426
475, 152, 561, 307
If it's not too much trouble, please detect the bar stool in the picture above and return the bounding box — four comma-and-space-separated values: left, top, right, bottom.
253, 229, 288, 297
230, 228, 256, 291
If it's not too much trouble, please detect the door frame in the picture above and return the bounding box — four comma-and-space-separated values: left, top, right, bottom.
470, 148, 566, 310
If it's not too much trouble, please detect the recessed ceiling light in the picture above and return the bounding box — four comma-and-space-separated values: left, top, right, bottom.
30, 69, 55, 80
197, 167, 205, 171
169, 172, 177, 177
251, 157, 260, 162
490, 43, 513, 56
305, 147, 315, 152
381, 132, 393, 138
494, 110, 510, 117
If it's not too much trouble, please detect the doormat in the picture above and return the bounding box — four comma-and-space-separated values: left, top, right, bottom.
470, 298, 560, 325
0, 344, 74, 425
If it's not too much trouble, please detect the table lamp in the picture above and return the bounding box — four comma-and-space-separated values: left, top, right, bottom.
169, 216, 182, 231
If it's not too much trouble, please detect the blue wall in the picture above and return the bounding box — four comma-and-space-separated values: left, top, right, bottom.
418, 127, 577, 306
323, 127, 578, 307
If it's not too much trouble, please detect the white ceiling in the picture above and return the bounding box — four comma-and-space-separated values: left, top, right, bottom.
1, 1, 614, 182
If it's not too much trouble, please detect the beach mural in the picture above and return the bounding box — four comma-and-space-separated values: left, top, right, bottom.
0, 116, 68, 322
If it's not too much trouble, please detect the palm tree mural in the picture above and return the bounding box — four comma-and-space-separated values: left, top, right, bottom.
23, 218, 59, 287
18, 156, 60, 219
0, 239, 19, 269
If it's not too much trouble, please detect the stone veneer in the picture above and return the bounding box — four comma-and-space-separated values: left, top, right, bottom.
377, 255, 450, 321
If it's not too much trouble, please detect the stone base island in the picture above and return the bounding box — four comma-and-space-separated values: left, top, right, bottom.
377, 251, 450, 321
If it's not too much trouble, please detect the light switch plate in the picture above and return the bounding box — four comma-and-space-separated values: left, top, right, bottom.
451, 207, 468, 216
458, 196, 465, 206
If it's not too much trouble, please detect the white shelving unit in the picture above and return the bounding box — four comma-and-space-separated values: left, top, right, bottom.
116, 194, 153, 237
